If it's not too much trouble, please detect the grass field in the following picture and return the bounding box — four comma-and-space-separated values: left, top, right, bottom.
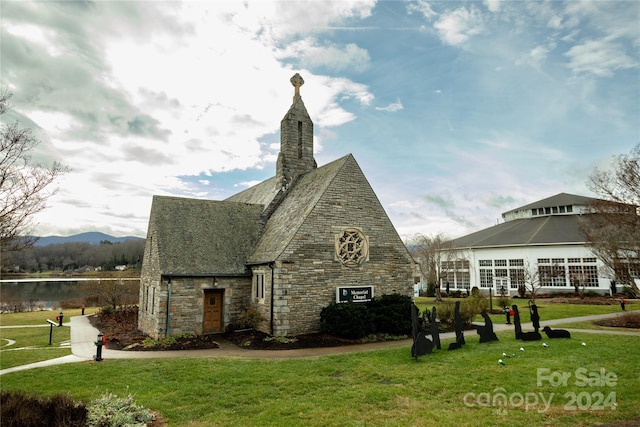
0, 308, 93, 370
1, 304, 639, 426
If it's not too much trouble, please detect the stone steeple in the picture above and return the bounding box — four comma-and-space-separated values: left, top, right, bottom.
276, 73, 317, 190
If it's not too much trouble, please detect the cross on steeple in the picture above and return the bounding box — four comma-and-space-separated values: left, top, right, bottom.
290, 73, 304, 99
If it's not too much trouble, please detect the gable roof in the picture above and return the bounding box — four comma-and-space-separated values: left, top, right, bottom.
149, 196, 264, 276
225, 176, 280, 212
230, 154, 353, 263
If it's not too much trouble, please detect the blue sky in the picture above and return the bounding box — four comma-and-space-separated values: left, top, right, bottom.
2, 1, 638, 240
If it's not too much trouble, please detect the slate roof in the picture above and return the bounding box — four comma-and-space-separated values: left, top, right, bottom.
225, 176, 280, 212
149, 196, 264, 276
228, 154, 353, 263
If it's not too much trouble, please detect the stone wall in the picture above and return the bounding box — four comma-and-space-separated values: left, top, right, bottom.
270, 156, 415, 336
140, 275, 252, 339
138, 226, 162, 338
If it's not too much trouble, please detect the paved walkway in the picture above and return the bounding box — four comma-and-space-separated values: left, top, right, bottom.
1, 310, 638, 376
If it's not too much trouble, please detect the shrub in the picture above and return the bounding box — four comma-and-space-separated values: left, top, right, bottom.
1, 391, 87, 427
497, 295, 510, 308
426, 297, 489, 329
142, 335, 177, 348
87, 393, 154, 427
264, 336, 298, 344
368, 294, 413, 335
236, 305, 265, 330
321, 294, 416, 339
320, 302, 372, 339
99, 305, 115, 316
459, 296, 489, 323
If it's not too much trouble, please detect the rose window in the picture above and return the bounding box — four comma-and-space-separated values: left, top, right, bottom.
336, 228, 368, 267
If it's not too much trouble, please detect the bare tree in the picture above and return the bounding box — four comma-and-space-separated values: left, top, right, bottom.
0, 91, 68, 251
580, 143, 640, 297
520, 260, 542, 302
90, 278, 139, 309
407, 233, 462, 300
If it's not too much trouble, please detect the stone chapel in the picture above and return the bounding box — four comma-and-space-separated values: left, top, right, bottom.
138, 74, 417, 338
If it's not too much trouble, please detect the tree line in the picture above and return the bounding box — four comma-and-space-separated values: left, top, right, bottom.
1, 239, 146, 273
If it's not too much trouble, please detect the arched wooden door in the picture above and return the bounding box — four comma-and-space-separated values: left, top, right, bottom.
203, 289, 224, 333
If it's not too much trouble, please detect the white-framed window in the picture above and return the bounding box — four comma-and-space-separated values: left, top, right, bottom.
458, 271, 470, 289
569, 265, 599, 288
480, 269, 493, 287
539, 265, 566, 286
509, 268, 524, 289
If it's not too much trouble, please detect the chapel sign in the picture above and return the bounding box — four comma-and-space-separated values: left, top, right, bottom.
336, 286, 374, 303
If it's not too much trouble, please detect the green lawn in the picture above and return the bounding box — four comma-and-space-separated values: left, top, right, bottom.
0, 308, 94, 369
2, 305, 638, 426
1, 331, 638, 426
0, 326, 71, 369
0, 307, 94, 326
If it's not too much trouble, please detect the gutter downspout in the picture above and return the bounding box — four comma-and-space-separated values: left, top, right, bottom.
268, 263, 275, 336
165, 277, 172, 338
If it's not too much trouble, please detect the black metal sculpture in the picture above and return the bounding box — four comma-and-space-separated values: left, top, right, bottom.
448, 301, 465, 350
529, 300, 540, 333
477, 309, 499, 343
512, 304, 522, 339
428, 306, 441, 350
542, 326, 571, 338
512, 304, 541, 341
411, 305, 434, 360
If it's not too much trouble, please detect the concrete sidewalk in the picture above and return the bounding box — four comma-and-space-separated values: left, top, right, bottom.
1, 310, 638, 376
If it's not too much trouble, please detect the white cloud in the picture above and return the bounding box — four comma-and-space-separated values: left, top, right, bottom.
434, 6, 485, 46
277, 39, 371, 72
235, 180, 263, 189
375, 100, 403, 112
565, 39, 637, 77
515, 44, 553, 69
406, 0, 437, 20
484, 0, 502, 14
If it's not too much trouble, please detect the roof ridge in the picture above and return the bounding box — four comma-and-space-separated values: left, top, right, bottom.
248, 154, 352, 263
525, 215, 551, 244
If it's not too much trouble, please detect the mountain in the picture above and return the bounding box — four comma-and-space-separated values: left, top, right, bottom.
33, 232, 144, 247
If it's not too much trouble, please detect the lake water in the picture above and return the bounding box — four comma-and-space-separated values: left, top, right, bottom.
0, 278, 140, 311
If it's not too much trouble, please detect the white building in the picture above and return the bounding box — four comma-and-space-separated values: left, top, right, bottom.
444, 193, 619, 297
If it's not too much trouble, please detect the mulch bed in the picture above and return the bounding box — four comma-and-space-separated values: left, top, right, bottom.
88, 308, 362, 351
223, 329, 362, 350
595, 312, 640, 328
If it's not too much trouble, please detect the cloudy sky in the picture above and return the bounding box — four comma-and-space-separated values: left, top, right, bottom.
2, 1, 638, 240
